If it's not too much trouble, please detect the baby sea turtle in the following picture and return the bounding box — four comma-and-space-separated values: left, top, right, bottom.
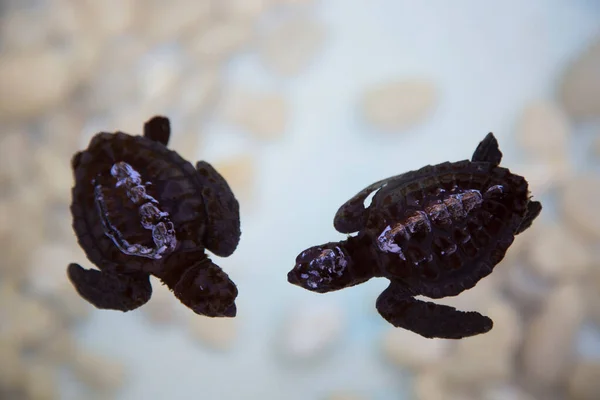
287, 133, 541, 339
68, 116, 240, 317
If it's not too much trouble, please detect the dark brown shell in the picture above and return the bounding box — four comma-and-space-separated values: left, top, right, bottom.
365, 159, 529, 298
71, 132, 208, 275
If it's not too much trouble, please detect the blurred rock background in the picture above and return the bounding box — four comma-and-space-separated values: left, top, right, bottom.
0, 1, 599, 399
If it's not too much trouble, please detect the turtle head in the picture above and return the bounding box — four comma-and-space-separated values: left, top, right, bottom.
167, 259, 238, 317
288, 242, 354, 293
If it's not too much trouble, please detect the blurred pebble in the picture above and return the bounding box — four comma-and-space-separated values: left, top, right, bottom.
23, 363, 58, 400
381, 327, 452, 370
48, 282, 92, 323
188, 315, 238, 351
39, 109, 86, 157
482, 384, 536, 400
259, 16, 325, 76
279, 301, 344, 360
527, 222, 593, 281
594, 133, 600, 157
187, 20, 253, 63
0, 338, 27, 392
559, 37, 600, 119
413, 370, 474, 400
27, 243, 77, 296
32, 145, 74, 204
137, 45, 185, 101
218, 0, 272, 20
77, 0, 135, 38
567, 360, 600, 400
221, 88, 288, 139
35, 329, 77, 364
0, 49, 75, 120
502, 262, 551, 315
133, 1, 212, 43
326, 393, 367, 400
213, 154, 257, 205
0, 130, 32, 189
522, 283, 585, 389
440, 300, 522, 386
560, 175, 600, 240
70, 350, 126, 391
515, 101, 570, 160
361, 79, 437, 132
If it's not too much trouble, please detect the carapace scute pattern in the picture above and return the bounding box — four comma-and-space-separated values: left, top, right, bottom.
287, 133, 542, 339
68, 116, 241, 317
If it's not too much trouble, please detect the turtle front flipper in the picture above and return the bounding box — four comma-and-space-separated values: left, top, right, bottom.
334, 178, 394, 234
195, 161, 241, 257
515, 200, 542, 234
67, 263, 152, 311
471, 132, 502, 166
160, 258, 238, 317
143, 116, 171, 146
375, 281, 493, 339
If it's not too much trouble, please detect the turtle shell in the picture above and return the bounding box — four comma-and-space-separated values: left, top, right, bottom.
71, 131, 208, 275
365, 159, 529, 299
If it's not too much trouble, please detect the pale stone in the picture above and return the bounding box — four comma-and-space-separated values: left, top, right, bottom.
188, 315, 238, 351
279, 301, 344, 360
27, 243, 78, 296
567, 360, 600, 400
24, 363, 58, 400
381, 327, 452, 370
527, 222, 594, 281
0, 284, 57, 348
413, 370, 473, 400
78, 0, 136, 38
259, 17, 326, 76
0, 337, 26, 391
133, 1, 212, 43
482, 384, 536, 400
515, 102, 571, 160
0, 130, 32, 189
187, 21, 253, 62
49, 282, 93, 323
327, 393, 367, 400
560, 37, 600, 119
213, 155, 256, 204
222, 88, 288, 139
362, 80, 437, 132
71, 351, 126, 391
561, 175, 600, 240
502, 262, 552, 314
594, 134, 600, 158
440, 300, 522, 386
0, 49, 75, 120
32, 145, 73, 204
522, 283, 585, 388
219, 0, 272, 20
39, 109, 86, 157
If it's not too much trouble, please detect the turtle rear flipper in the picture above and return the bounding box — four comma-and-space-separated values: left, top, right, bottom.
376, 281, 493, 339
143, 116, 171, 146
67, 264, 152, 311
195, 161, 241, 257
472, 132, 502, 166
